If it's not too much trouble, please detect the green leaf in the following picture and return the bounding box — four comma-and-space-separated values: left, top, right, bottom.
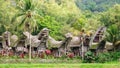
11, 13, 25, 23
18, 16, 27, 28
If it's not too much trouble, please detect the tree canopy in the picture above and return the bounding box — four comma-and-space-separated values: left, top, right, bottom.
0, 0, 120, 41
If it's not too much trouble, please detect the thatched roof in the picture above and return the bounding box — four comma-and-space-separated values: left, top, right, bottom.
48, 41, 62, 48
10, 35, 19, 47
67, 36, 81, 48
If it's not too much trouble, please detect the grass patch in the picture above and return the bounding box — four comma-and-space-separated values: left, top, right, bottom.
0, 63, 119, 68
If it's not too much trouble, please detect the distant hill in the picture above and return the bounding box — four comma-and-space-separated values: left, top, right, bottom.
75, 0, 120, 12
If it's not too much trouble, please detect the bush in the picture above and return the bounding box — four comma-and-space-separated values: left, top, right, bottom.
60, 55, 68, 60
96, 53, 111, 63
110, 51, 120, 61
95, 51, 120, 63
83, 51, 96, 63
83, 51, 120, 63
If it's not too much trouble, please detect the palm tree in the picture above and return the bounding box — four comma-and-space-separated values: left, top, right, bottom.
11, 0, 41, 61
106, 24, 120, 51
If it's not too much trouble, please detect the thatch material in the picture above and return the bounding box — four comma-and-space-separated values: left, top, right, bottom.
23, 31, 41, 47
49, 33, 72, 48
68, 36, 81, 48
48, 36, 62, 48
38, 28, 49, 40
23, 28, 49, 47
10, 35, 18, 47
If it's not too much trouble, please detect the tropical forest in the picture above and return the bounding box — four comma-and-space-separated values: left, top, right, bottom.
0, 0, 120, 68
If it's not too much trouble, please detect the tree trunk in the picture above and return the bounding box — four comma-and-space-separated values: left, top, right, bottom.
29, 29, 31, 62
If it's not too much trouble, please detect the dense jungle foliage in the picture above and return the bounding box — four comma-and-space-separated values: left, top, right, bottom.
0, 0, 120, 42
0, 0, 120, 64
